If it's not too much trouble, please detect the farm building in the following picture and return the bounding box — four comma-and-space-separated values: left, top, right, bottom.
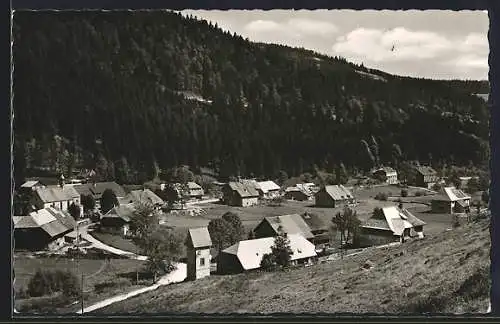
217, 234, 317, 274
186, 227, 212, 281
222, 182, 260, 207
255, 180, 281, 199
253, 214, 315, 241
314, 185, 355, 208
372, 167, 398, 185
121, 188, 164, 209
13, 207, 76, 251
284, 186, 311, 201
413, 166, 439, 189
359, 206, 426, 247
99, 203, 135, 237
300, 212, 330, 249
431, 187, 471, 214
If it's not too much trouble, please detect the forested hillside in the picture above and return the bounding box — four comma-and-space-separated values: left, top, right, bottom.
12, 11, 490, 185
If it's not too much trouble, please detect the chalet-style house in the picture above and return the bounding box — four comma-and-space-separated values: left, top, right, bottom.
222, 182, 260, 207
121, 189, 164, 209
99, 203, 135, 237
413, 166, 439, 189
372, 167, 398, 185
74, 181, 126, 208
359, 206, 426, 247
186, 227, 212, 281
13, 207, 76, 251
314, 185, 355, 208
254, 214, 315, 241
20, 180, 46, 193
255, 181, 281, 200
431, 187, 471, 214
217, 234, 317, 274
187, 182, 204, 199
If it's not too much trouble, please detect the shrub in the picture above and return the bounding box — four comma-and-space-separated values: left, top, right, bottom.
374, 192, 388, 201
401, 189, 408, 197
27, 269, 80, 298
17, 294, 72, 313
94, 277, 132, 293
415, 191, 424, 197
260, 253, 277, 272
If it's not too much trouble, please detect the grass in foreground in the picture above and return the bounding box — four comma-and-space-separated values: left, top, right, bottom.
90, 231, 140, 253
98, 218, 490, 314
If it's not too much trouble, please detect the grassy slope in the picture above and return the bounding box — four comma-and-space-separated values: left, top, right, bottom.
98, 218, 490, 314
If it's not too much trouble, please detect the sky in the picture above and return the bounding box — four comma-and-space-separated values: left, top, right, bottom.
181, 10, 489, 81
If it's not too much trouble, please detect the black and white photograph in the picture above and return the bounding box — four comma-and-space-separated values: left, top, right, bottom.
12, 7, 493, 315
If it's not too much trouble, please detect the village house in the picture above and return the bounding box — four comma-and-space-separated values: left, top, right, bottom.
31, 184, 79, 213
74, 181, 126, 209
413, 166, 439, 189
222, 182, 260, 207
314, 185, 355, 208
99, 203, 135, 237
372, 167, 399, 185
431, 187, 471, 214
19, 180, 46, 193
13, 207, 76, 251
217, 234, 317, 274
121, 188, 164, 210
255, 180, 281, 200
300, 212, 331, 250
186, 227, 212, 281
284, 186, 311, 201
187, 182, 204, 200
253, 214, 315, 242
359, 205, 426, 247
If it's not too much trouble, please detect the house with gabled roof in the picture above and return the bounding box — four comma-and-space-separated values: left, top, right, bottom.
13, 207, 76, 251
31, 186, 76, 212
372, 167, 399, 185
187, 182, 204, 199
222, 181, 260, 207
99, 203, 135, 236
186, 227, 212, 280
217, 234, 317, 274
254, 214, 315, 241
300, 212, 330, 249
314, 185, 355, 208
74, 181, 126, 209
431, 187, 471, 214
121, 188, 164, 209
359, 205, 426, 247
255, 180, 281, 200
413, 166, 439, 189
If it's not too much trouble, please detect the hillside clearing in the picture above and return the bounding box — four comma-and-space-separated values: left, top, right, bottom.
97, 218, 490, 314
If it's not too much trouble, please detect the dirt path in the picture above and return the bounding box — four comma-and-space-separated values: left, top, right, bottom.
76, 263, 187, 314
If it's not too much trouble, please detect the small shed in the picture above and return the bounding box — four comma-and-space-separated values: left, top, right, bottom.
186, 227, 212, 280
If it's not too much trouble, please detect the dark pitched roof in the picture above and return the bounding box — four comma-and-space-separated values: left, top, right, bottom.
227, 182, 259, 198
415, 166, 437, 176
35, 187, 72, 203
261, 214, 314, 239
102, 204, 135, 222
300, 212, 327, 232
320, 185, 354, 200
125, 189, 164, 206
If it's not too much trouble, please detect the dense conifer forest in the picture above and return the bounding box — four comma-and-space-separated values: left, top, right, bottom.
12, 11, 490, 185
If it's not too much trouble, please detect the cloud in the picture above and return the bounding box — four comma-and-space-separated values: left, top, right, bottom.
244, 18, 338, 38
332, 27, 454, 62
447, 54, 488, 69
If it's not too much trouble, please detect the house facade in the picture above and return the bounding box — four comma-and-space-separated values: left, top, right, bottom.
359, 206, 426, 247
186, 227, 212, 280
74, 181, 126, 209
217, 234, 317, 274
31, 186, 75, 212
372, 167, 398, 185
314, 185, 355, 208
222, 182, 259, 207
284, 187, 311, 201
413, 166, 439, 189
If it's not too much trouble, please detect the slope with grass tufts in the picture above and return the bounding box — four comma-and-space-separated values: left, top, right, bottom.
97, 218, 490, 314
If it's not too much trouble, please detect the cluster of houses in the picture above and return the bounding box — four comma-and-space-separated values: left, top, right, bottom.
185, 201, 428, 280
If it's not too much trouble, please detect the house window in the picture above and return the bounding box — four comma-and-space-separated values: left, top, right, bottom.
199, 257, 205, 266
